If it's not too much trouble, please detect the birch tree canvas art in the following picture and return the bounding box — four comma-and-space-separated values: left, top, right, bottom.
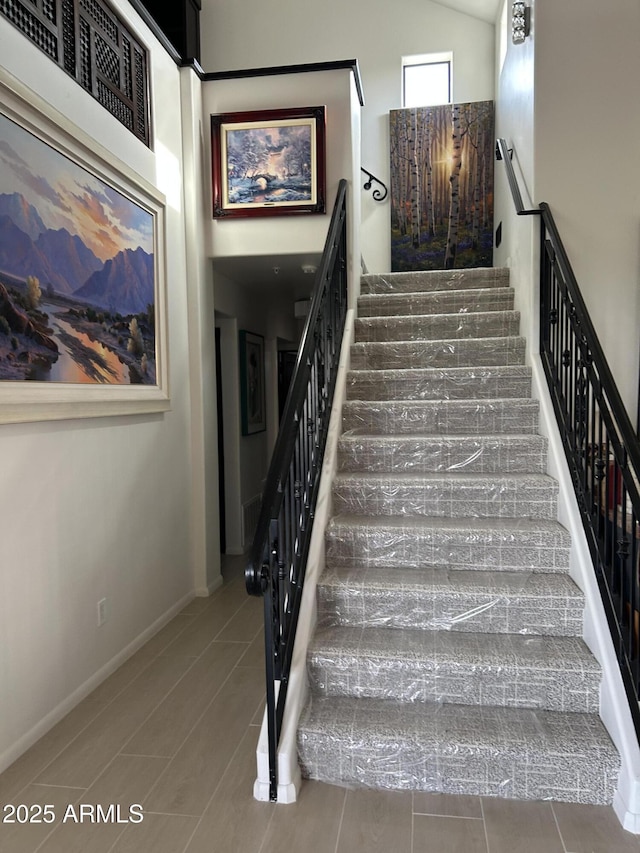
390, 101, 494, 272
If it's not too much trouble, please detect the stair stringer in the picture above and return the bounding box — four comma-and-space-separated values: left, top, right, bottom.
529, 355, 640, 833
252, 308, 356, 803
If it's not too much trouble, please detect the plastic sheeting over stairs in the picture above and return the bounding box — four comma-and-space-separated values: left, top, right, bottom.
297, 267, 620, 804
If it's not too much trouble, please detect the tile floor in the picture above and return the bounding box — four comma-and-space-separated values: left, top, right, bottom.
1, 553, 639, 853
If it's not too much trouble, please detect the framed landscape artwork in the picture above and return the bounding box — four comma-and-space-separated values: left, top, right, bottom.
211, 106, 326, 218
0, 71, 169, 423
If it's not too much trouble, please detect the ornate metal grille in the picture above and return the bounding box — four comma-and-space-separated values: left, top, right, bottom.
1, 0, 150, 146
1, 0, 58, 58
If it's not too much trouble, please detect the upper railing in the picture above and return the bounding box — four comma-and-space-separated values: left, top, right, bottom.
495, 139, 540, 216
245, 179, 349, 801
497, 138, 640, 734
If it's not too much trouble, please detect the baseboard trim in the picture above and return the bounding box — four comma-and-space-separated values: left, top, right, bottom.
195, 574, 224, 597
0, 590, 195, 775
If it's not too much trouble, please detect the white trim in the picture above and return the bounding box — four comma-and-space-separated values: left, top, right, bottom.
530, 358, 640, 832
401, 51, 453, 108
195, 575, 224, 597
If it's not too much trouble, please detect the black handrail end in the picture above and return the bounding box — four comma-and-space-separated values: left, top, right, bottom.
245, 559, 266, 596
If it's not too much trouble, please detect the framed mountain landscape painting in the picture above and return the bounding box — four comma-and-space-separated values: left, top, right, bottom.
0, 71, 169, 424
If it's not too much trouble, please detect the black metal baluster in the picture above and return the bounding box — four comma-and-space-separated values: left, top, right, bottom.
631, 506, 639, 685
619, 470, 632, 662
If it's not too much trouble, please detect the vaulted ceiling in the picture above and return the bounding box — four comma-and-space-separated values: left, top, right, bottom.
432, 0, 501, 25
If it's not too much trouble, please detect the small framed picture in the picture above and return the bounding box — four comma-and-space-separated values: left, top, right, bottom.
239, 330, 266, 435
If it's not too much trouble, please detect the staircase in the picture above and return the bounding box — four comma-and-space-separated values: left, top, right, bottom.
296, 267, 621, 804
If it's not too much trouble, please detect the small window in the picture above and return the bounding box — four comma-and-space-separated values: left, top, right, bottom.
402, 52, 452, 108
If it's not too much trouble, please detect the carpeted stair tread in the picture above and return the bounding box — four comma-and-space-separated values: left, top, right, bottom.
307, 625, 601, 713
347, 364, 532, 401
325, 514, 571, 572
340, 398, 540, 435
297, 695, 620, 804
360, 267, 511, 294
337, 433, 548, 473
350, 335, 526, 369
331, 472, 559, 520
316, 565, 584, 636
357, 287, 515, 317
355, 310, 521, 342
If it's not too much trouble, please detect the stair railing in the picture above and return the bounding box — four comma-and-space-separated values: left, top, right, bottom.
497, 138, 640, 734
245, 179, 349, 801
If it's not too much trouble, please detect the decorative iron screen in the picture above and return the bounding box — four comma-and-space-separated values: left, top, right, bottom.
1, 0, 150, 146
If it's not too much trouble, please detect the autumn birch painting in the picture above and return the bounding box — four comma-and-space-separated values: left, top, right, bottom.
390, 101, 494, 272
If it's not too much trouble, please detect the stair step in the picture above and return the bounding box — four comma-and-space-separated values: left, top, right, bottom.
331, 473, 558, 520
361, 267, 510, 295
350, 336, 526, 370
297, 695, 619, 804
337, 434, 548, 474
357, 287, 514, 318
308, 626, 601, 713
340, 398, 540, 435
355, 310, 520, 343
347, 365, 531, 401
325, 515, 571, 572
316, 565, 583, 635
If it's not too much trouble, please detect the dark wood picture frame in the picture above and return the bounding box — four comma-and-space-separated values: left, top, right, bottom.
211, 106, 326, 219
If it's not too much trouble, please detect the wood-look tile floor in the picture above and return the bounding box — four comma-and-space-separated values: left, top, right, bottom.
1, 553, 639, 853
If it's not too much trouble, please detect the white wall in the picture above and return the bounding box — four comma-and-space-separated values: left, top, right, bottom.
202, 69, 360, 275
199, 0, 495, 274
0, 6, 204, 771
180, 66, 223, 595
496, 0, 640, 421
493, 0, 640, 826
202, 67, 361, 551
493, 0, 538, 349
214, 274, 300, 552
534, 0, 640, 422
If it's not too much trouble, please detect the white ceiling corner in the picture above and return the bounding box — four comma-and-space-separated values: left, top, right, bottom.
431, 0, 501, 25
